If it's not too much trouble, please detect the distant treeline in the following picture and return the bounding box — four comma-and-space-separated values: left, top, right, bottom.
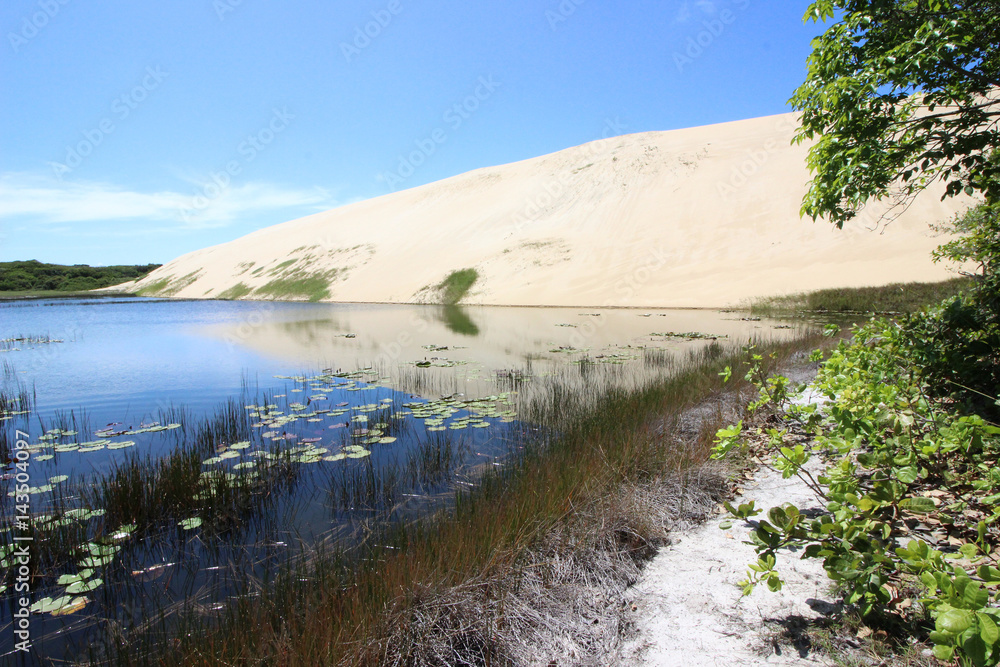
0, 260, 161, 292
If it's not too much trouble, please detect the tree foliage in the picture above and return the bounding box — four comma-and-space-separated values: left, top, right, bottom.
791, 0, 1000, 227
0, 260, 160, 293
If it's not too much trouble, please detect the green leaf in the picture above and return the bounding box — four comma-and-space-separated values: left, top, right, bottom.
963, 582, 989, 609
932, 644, 955, 661
899, 497, 936, 514
964, 634, 988, 666
978, 612, 999, 645
178, 517, 202, 530
65, 578, 102, 594
977, 565, 1000, 584
937, 608, 974, 634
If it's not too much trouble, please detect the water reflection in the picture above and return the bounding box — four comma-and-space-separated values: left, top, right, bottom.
204, 303, 806, 402
439, 305, 480, 336
0, 297, 813, 661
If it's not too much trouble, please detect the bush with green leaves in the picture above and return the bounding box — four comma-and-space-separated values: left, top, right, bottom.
714, 321, 1000, 665
908, 193, 1000, 418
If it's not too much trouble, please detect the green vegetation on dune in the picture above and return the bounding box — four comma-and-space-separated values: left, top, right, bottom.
135, 278, 172, 296
216, 283, 253, 300
437, 268, 479, 305
254, 273, 333, 302
0, 260, 160, 294
135, 270, 202, 297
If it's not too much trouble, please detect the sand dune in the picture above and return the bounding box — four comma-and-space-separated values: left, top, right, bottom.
131, 111, 972, 308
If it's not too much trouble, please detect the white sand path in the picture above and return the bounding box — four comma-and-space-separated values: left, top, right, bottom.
619, 387, 837, 666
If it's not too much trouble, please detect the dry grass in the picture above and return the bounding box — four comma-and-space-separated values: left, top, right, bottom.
364, 394, 750, 667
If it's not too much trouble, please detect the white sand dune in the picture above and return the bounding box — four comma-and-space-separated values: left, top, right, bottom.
132, 111, 972, 308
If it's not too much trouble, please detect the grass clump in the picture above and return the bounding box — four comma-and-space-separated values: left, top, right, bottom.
135, 277, 172, 296
135, 271, 202, 297
437, 268, 478, 305
268, 259, 298, 275
216, 282, 253, 300
254, 273, 331, 302
749, 278, 972, 316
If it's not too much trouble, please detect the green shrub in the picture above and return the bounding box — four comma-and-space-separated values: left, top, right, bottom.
437, 269, 478, 305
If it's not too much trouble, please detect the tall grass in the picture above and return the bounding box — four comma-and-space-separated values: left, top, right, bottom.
748, 278, 972, 316
0, 378, 35, 416
106, 333, 823, 666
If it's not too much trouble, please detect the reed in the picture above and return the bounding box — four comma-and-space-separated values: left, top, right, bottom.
748, 278, 972, 317
111, 333, 823, 666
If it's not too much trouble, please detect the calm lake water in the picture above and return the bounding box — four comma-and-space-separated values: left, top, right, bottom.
0, 297, 809, 661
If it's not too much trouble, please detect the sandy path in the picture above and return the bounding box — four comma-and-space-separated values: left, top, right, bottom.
617, 435, 836, 665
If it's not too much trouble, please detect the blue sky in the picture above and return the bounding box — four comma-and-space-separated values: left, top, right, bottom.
0, 0, 826, 266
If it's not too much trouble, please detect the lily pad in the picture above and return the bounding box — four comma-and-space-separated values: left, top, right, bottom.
106, 441, 135, 450
31, 595, 74, 614
65, 578, 102, 594
50, 596, 89, 616
111, 523, 136, 539
178, 517, 202, 530
49, 475, 69, 484
86, 542, 120, 557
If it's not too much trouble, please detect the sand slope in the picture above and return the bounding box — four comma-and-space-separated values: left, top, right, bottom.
132, 112, 972, 308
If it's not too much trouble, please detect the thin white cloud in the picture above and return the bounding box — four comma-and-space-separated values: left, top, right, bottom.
674, 0, 718, 23
674, 1, 692, 23
0, 172, 338, 230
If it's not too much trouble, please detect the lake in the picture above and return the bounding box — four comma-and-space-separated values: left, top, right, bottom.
0, 297, 808, 661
